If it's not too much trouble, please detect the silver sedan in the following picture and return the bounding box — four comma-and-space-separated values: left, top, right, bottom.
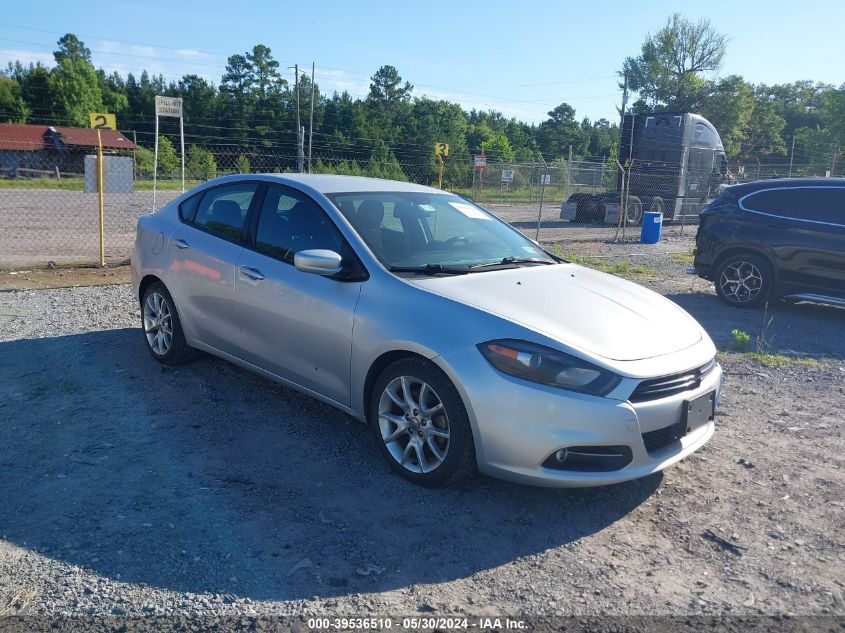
132, 174, 721, 487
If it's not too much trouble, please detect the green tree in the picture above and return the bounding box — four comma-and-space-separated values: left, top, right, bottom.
481, 133, 515, 162
235, 153, 251, 173
367, 65, 413, 108
156, 135, 179, 176
49, 34, 103, 126
537, 103, 588, 159
186, 145, 218, 179
622, 13, 728, 111
135, 146, 154, 178
367, 141, 407, 180
0, 75, 29, 123
700, 75, 755, 158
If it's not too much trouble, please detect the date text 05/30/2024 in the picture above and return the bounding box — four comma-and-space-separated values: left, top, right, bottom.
307, 617, 527, 630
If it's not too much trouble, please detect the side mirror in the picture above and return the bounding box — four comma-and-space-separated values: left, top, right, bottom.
294, 249, 343, 276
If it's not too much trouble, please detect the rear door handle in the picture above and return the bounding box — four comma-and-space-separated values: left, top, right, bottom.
174, 239, 189, 249
239, 266, 265, 281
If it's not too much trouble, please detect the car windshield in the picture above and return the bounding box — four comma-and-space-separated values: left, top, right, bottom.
326, 191, 556, 271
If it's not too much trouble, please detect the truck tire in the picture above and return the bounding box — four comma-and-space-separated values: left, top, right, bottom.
625, 196, 643, 226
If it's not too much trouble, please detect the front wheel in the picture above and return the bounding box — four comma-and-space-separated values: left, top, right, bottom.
714, 253, 774, 308
369, 358, 475, 487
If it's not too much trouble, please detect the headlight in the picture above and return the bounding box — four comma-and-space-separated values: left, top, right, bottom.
477, 339, 621, 396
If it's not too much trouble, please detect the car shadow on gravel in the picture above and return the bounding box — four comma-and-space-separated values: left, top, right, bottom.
1, 328, 661, 602
666, 291, 845, 358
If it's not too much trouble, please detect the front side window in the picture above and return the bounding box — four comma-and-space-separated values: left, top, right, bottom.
326, 191, 555, 270
254, 186, 344, 263
193, 183, 257, 241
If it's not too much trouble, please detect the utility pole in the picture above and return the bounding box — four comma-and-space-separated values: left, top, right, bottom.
294, 64, 303, 173
308, 62, 315, 173
618, 70, 628, 158
788, 135, 795, 177
832, 146, 839, 177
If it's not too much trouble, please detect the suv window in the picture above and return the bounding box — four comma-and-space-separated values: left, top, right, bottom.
743, 186, 845, 225
254, 186, 344, 263
192, 183, 258, 241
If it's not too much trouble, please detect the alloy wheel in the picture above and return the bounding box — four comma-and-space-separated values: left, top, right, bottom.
719, 261, 763, 304
377, 376, 450, 474
143, 291, 173, 355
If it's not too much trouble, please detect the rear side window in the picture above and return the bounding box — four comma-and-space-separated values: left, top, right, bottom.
192, 183, 258, 242
178, 194, 200, 222
742, 187, 845, 225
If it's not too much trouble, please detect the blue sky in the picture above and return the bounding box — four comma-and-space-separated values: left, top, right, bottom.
1, 0, 842, 124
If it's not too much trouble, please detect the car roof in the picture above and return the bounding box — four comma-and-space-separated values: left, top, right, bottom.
726, 177, 845, 196
257, 173, 444, 194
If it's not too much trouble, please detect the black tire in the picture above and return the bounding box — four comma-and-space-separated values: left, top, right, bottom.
369, 357, 476, 487
140, 281, 198, 364
649, 196, 665, 215
625, 195, 643, 226
714, 253, 774, 309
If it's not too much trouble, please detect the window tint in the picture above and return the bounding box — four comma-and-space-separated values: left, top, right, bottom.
178, 194, 200, 222
193, 183, 257, 241
744, 187, 845, 225
254, 187, 343, 263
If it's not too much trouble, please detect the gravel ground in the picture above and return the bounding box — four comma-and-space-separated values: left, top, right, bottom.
1, 249, 844, 624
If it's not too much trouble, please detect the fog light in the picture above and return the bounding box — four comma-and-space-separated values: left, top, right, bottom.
554, 448, 569, 463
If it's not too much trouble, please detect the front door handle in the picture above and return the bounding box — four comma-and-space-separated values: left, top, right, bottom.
174, 239, 189, 249
239, 266, 265, 281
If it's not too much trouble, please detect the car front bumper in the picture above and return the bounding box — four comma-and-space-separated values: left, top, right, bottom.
437, 346, 722, 487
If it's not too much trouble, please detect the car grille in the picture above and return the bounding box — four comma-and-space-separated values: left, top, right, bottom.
642, 423, 684, 453
630, 357, 717, 403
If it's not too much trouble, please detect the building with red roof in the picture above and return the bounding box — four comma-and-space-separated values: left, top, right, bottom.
0, 123, 136, 177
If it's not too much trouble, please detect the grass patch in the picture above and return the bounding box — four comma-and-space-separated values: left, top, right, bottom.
552, 246, 653, 277
670, 250, 695, 265
0, 177, 206, 191
747, 352, 821, 370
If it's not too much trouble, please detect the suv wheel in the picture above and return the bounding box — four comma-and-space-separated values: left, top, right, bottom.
714, 253, 773, 308
370, 358, 475, 487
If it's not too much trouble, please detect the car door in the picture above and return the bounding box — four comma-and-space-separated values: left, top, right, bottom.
234, 184, 363, 406
744, 186, 845, 297
792, 186, 845, 297
166, 181, 259, 355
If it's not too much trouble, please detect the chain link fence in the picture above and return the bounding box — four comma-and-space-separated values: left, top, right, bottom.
1, 133, 841, 268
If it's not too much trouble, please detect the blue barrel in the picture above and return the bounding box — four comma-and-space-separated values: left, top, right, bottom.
640, 211, 663, 244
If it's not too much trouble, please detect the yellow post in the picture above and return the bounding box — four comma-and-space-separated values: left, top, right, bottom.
437, 154, 444, 189
97, 129, 106, 267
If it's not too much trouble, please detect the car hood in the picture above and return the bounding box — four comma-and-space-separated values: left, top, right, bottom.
407, 263, 703, 361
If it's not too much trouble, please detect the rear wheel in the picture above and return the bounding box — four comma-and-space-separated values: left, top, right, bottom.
370, 358, 475, 487
714, 253, 774, 308
624, 196, 643, 226
141, 282, 198, 364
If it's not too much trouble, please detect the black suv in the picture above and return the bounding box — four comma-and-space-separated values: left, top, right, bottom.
693, 178, 845, 308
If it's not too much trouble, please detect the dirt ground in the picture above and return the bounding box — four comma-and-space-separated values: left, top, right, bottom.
0, 242, 843, 624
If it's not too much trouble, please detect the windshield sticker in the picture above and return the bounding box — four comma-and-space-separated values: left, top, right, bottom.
448, 202, 490, 219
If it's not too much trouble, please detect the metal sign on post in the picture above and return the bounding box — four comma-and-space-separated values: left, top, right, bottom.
474, 155, 487, 168
541, 173, 551, 185
89, 112, 116, 130
153, 96, 185, 212
89, 112, 115, 267
501, 169, 514, 183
